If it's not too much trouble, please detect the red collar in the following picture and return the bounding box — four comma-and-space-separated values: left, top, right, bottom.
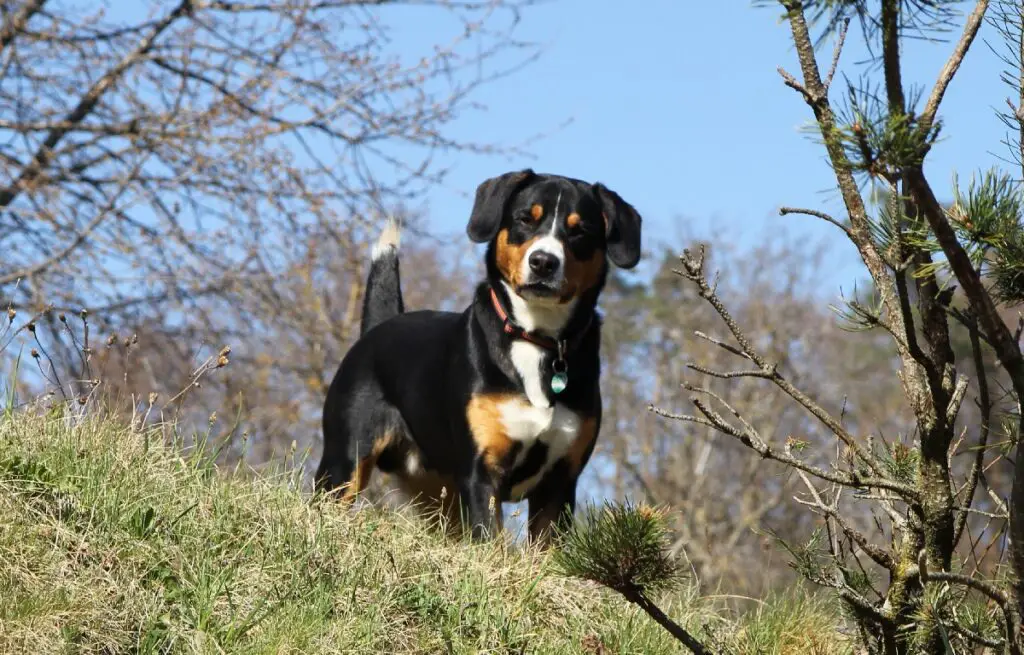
488, 286, 592, 355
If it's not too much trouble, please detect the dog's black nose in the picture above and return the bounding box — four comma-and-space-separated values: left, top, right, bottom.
528, 251, 560, 278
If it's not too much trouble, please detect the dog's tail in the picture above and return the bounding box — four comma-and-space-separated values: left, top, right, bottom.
361, 217, 404, 336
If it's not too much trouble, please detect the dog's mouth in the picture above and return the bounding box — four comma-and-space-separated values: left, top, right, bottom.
518, 281, 561, 298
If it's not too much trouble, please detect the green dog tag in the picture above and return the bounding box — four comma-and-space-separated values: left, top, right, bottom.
551, 346, 568, 394
551, 372, 568, 394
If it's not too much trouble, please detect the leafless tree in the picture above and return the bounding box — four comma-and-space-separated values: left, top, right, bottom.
592, 230, 912, 598
648, 1, 1024, 651
0, 0, 537, 454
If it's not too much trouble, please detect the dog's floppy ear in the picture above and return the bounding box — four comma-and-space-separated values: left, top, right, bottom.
466, 169, 536, 243
593, 183, 642, 269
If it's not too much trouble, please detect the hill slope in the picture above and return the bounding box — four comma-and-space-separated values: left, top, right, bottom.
0, 410, 846, 654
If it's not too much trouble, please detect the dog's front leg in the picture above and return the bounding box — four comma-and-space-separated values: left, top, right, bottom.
460, 456, 502, 541
527, 468, 577, 547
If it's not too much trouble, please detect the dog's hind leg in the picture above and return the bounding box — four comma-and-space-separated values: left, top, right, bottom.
318, 427, 402, 503
314, 450, 354, 497
316, 449, 380, 502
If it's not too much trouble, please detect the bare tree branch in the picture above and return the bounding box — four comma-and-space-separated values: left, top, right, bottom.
0, 0, 47, 53
675, 244, 887, 479
920, 0, 991, 135
0, 0, 194, 210
779, 205, 851, 235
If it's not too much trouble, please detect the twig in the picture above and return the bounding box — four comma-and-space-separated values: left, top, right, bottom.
0, 0, 193, 210
917, 549, 1010, 607
685, 364, 770, 381
838, 588, 894, 627
823, 16, 850, 93
951, 506, 1007, 520
924, 570, 1009, 606
794, 471, 894, 569
917, 557, 1020, 649
30, 321, 68, 402
693, 330, 751, 361
919, 0, 991, 134
676, 245, 888, 479
946, 621, 1004, 649
0, 0, 48, 53
945, 373, 970, 425
649, 403, 918, 500
779, 206, 850, 235
683, 382, 760, 438
777, 66, 813, 103
777, 0, 939, 437
955, 315, 994, 546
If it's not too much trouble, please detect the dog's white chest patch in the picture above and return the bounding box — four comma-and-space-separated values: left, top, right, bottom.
496, 396, 581, 500
509, 340, 550, 408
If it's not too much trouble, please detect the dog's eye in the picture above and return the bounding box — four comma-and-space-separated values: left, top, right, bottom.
514, 210, 534, 224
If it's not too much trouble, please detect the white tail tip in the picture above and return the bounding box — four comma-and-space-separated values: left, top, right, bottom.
371, 217, 401, 261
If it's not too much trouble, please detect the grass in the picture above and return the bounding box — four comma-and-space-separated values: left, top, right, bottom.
0, 406, 852, 654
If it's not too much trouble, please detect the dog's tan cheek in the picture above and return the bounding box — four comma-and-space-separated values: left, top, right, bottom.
495, 229, 519, 286
496, 230, 541, 288
561, 247, 605, 301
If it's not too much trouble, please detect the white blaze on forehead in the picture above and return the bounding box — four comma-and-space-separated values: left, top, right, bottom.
521, 190, 565, 283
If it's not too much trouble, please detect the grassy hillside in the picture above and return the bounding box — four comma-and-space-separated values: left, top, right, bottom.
0, 408, 847, 654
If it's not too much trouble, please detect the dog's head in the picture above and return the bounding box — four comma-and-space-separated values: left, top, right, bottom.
467, 169, 642, 305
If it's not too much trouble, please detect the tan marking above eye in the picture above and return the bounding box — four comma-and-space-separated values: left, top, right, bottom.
566, 213, 581, 229
530, 204, 544, 221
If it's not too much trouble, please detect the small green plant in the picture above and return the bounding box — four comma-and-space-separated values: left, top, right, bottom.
552, 501, 714, 654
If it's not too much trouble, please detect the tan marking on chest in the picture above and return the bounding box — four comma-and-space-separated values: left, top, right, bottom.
467, 392, 520, 473
468, 393, 586, 479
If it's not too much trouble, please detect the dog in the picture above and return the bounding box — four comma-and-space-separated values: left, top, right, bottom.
315, 169, 642, 543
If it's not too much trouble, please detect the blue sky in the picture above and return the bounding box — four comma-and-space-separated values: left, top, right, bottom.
384, 0, 1014, 293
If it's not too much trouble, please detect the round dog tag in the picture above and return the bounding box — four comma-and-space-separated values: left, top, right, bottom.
551, 372, 568, 394
551, 352, 568, 394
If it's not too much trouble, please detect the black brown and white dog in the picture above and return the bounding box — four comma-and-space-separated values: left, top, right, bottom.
314, 169, 642, 543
